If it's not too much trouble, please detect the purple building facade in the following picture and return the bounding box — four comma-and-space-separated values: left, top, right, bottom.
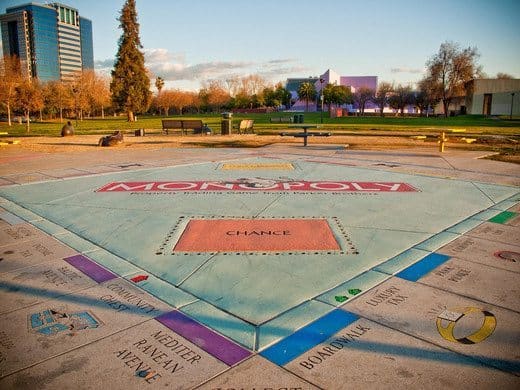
287, 69, 378, 112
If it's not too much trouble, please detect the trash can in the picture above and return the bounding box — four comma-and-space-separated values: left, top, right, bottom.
221, 112, 233, 135
134, 128, 145, 136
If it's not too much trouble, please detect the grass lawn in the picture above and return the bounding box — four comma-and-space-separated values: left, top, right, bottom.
1, 113, 519, 137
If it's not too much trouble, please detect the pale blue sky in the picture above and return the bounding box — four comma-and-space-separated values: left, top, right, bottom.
1, 0, 519, 90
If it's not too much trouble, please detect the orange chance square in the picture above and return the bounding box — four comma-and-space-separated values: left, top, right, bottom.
173, 219, 340, 252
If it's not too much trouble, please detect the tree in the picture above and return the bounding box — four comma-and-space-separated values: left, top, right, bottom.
154, 76, 165, 115
43, 80, 72, 122
426, 41, 480, 117
225, 76, 240, 97
389, 84, 412, 116
110, 0, 151, 121
262, 86, 277, 108
322, 84, 335, 112
354, 87, 374, 116
72, 70, 111, 119
372, 82, 393, 116
333, 85, 353, 107
297, 82, 317, 112
416, 76, 440, 116
15, 78, 43, 132
199, 81, 230, 112
322, 84, 353, 113
171, 90, 193, 114
156, 89, 175, 115
93, 74, 111, 118
206, 80, 231, 112
275, 83, 292, 109
69, 72, 90, 120
0, 55, 23, 126
155, 76, 164, 94
233, 91, 250, 109
239, 74, 266, 96
496, 72, 514, 79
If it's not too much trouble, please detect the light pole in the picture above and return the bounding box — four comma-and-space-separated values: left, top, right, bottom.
511, 93, 515, 120
319, 78, 325, 123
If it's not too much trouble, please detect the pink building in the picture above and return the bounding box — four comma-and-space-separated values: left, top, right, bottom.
287, 69, 378, 111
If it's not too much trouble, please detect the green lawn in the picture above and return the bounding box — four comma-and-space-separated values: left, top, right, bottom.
1, 113, 519, 137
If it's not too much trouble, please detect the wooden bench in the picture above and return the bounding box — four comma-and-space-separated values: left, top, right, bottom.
162, 119, 183, 135
162, 119, 206, 135
270, 117, 293, 123
234, 119, 254, 134
182, 119, 205, 135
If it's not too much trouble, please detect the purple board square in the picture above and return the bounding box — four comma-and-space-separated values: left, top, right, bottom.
155, 310, 251, 366
64, 254, 117, 283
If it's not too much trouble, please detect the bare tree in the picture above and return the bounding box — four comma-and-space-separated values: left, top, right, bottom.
389, 84, 413, 116
416, 76, 441, 116
373, 82, 393, 117
238, 75, 266, 96
496, 72, 515, 79
354, 87, 374, 116
426, 41, 480, 117
225, 76, 240, 97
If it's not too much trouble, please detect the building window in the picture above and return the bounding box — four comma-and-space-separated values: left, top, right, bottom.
60, 7, 65, 22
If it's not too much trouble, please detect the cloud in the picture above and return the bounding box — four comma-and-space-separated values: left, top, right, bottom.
93, 48, 307, 88
149, 59, 255, 81
267, 58, 298, 65
144, 48, 305, 82
94, 58, 115, 71
390, 67, 425, 74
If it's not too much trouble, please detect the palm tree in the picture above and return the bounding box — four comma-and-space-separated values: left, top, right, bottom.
155, 76, 165, 115
155, 76, 164, 95
297, 82, 317, 112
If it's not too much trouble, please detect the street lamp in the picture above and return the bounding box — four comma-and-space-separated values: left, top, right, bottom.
319, 78, 325, 123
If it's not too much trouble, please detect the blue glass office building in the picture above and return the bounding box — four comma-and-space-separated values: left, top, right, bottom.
79, 17, 94, 70
0, 2, 94, 82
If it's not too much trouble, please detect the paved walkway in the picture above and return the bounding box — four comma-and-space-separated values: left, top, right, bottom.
0, 144, 519, 389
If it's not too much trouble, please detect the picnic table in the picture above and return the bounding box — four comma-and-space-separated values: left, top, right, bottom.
280, 125, 331, 146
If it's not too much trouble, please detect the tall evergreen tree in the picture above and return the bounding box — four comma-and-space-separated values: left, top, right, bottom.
110, 0, 151, 121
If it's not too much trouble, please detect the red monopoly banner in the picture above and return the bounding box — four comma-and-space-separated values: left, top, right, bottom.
97, 180, 418, 192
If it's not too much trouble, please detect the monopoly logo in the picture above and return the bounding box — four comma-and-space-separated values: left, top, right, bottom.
97, 180, 418, 192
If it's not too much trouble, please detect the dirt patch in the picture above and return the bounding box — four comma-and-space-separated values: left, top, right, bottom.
1, 133, 518, 163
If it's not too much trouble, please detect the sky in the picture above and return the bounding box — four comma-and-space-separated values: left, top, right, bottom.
1, 0, 519, 91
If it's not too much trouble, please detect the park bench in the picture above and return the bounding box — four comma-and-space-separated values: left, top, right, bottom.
234, 119, 254, 134
270, 117, 293, 123
162, 119, 206, 135
280, 125, 331, 146
162, 119, 183, 135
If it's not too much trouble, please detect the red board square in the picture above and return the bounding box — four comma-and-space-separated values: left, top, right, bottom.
173, 219, 340, 252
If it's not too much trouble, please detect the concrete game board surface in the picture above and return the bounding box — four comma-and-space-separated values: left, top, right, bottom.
0, 144, 518, 389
